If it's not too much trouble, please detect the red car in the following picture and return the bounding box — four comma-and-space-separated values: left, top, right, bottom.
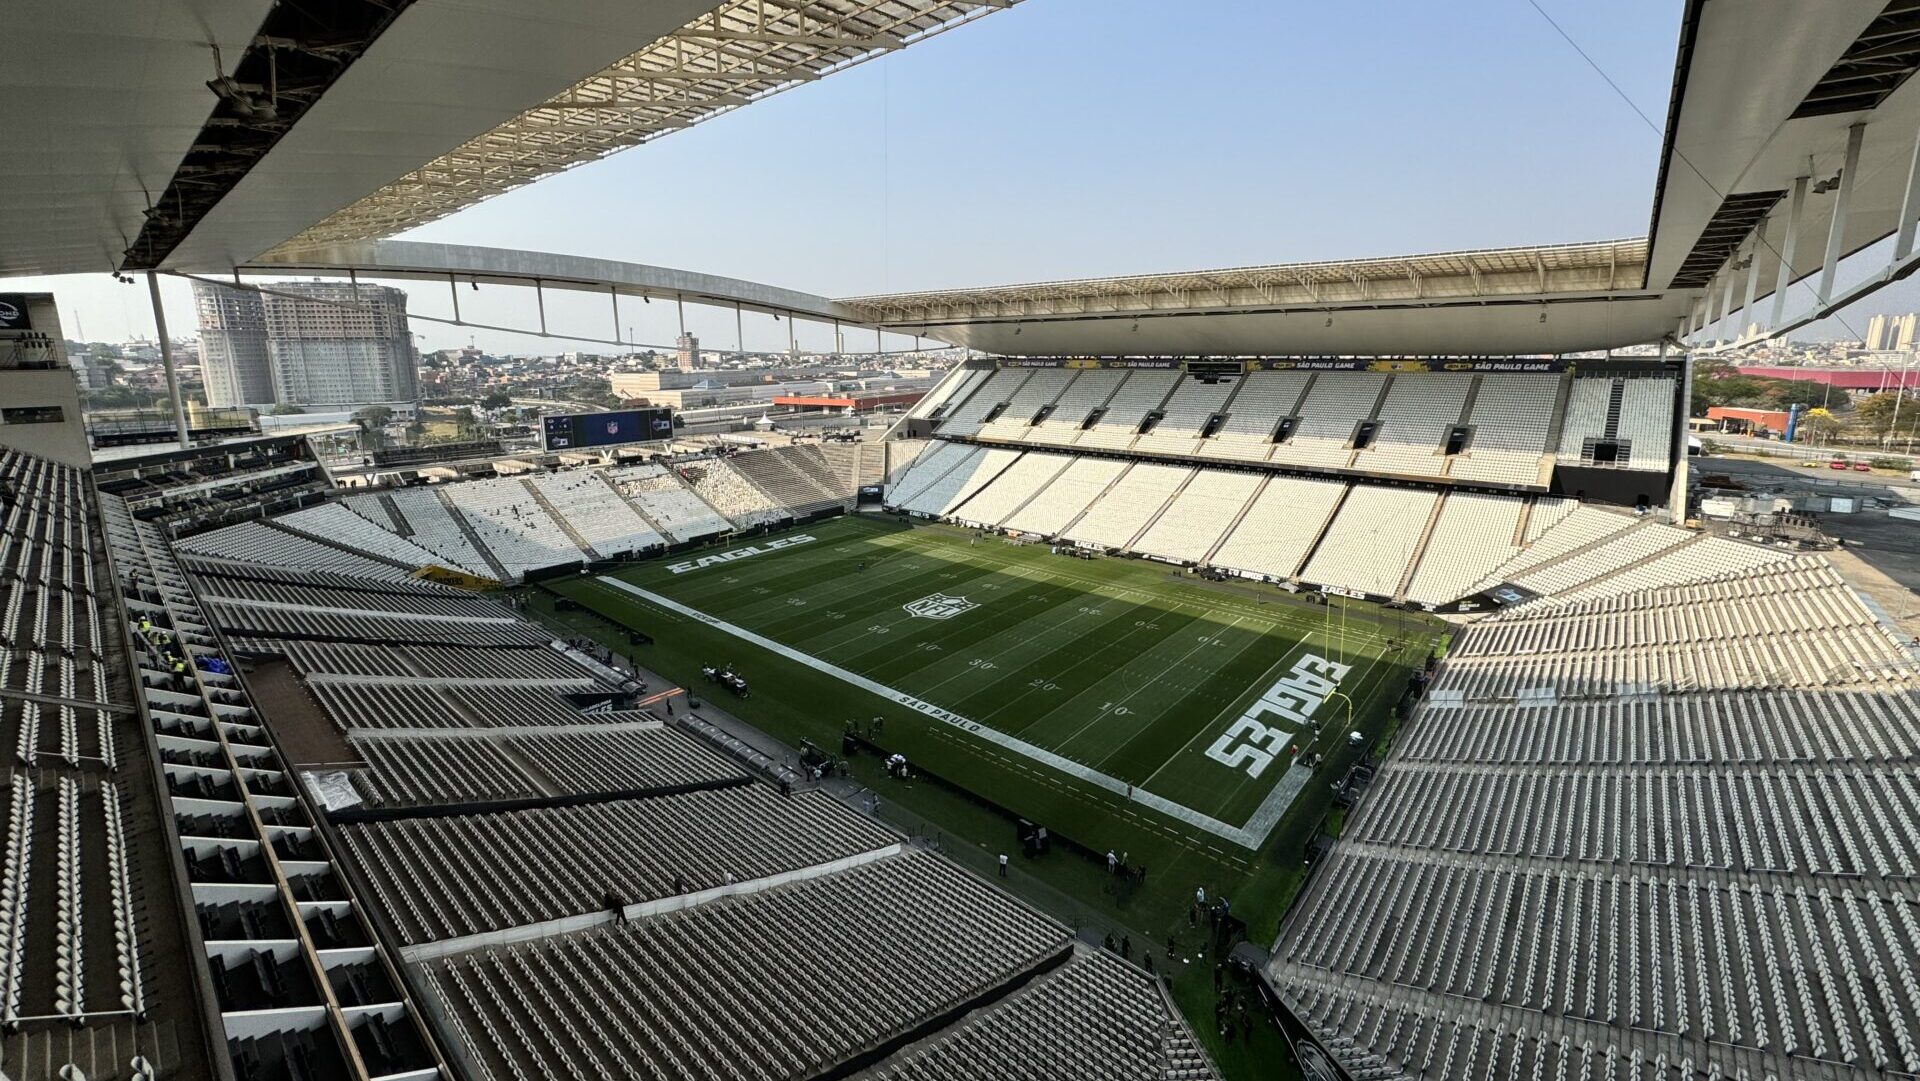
1829, 460, 1848, 470
1854, 462, 1872, 472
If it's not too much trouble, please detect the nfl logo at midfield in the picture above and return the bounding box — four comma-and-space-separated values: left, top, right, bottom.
903, 593, 977, 620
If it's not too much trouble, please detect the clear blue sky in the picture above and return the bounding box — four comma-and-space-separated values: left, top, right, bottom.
14, 0, 1719, 352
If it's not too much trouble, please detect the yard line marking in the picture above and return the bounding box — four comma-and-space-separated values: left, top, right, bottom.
602, 576, 1281, 849
1051, 616, 1245, 755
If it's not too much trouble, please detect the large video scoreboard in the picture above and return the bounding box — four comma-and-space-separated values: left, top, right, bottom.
541, 408, 674, 451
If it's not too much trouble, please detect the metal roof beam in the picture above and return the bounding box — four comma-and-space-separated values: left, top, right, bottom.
668, 28, 903, 50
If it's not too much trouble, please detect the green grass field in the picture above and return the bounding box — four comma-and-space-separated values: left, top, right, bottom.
537, 514, 1443, 1079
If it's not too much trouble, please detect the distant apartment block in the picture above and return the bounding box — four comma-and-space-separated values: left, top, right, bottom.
1864, 311, 1919, 352
194, 280, 420, 408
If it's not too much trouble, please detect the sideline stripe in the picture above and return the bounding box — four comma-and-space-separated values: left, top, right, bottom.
600, 576, 1288, 849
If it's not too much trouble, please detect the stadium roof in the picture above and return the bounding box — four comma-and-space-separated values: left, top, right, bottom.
0, 0, 1019, 278
836, 238, 1680, 355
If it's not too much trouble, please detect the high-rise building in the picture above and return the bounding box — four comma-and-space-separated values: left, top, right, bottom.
1865, 311, 1920, 351
194, 281, 420, 407
676, 331, 701, 370
192, 280, 274, 406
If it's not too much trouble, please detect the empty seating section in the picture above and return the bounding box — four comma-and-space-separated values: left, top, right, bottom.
1208, 476, 1348, 580
1349, 373, 1472, 476
815, 442, 882, 491
277, 503, 443, 569
507, 728, 746, 793
401, 645, 600, 683
946, 452, 1073, 527
313, 684, 475, 731
1300, 485, 1438, 596
884, 440, 974, 510
679, 459, 786, 528
340, 787, 898, 944
1075, 371, 1180, 450
884, 440, 930, 489
1131, 377, 1237, 455
1271, 549, 1920, 1081
908, 366, 990, 421
349, 726, 743, 808
1468, 505, 1638, 592
369, 489, 496, 576
1505, 520, 1693, 596
726, 447, 845, 515
1552, 535, 1793, 605
605, 464, 731, 542
976, 368, 1076, 441
934, 369, 1028, 436
1016, 370, 1114, 444
1452, 373, 1560, 485
1279, 372, 1387, 467
1132, 470, 1262, 563
424, 852, 1068, 1081
444, 479, 586, 575
352, 738, 541, 807
874, 950, 1218, 1080
1555, 375, 1614, 459
176, 522, 416, 582
1061, 464, 1191, 549
1403, 492, 1526, 605
1206, 370, 1309, 461
525, 472, 663, 556
206, 600, 544, 648
899, 446, 1002, 517
1618, 375, 1677, 469
190, 574, 511, 621
1001, 457, 1130, 535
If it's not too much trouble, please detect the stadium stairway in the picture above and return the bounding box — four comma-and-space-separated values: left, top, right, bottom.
993, 453, 1079, 530
259, 517, 423, 576
1288, 481, 1355, 581
1391, 490, 1452, 603
1200, 474, 1273, 565
609, 483, 675, 540
374, 491, 412, 535
435, 488, 511, 581
519, 477, 602, 559
1051, 461, 1137, 540
1122, 467, 1198, 552
1539, 370, 1577, 463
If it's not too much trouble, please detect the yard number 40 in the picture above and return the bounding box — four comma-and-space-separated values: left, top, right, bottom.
1204, 654, 1351, 779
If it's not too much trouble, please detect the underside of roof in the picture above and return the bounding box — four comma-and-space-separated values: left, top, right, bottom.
274, 0, 1018, 253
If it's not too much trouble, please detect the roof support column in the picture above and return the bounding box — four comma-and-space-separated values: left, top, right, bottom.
147, 271, 189, 450
834, 320, 843, 356
1718, 262, 1740, 345
1817, 122, 1868, 306
449, 274, 461, 323
735, 302, 744, 359
1897, 120, 1920, 262
1702, 274, 1720, 342
1768, 175, 1809, 330
610, 286, 621, 344
535, 279, 546, 335
676, 295, 686, 337
1740, 233, 1762, 340
788, 315, 797, 360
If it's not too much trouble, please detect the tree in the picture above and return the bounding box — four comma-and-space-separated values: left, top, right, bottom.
353, 404, 394, 430
452, 407, 480, 439
269, 403, 306, 416
1797, 407, 1842, 445
1856, 392, 1904, 435
481, 390, 513, 410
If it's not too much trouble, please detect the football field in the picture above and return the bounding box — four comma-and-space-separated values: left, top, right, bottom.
555, 515, 1431, 848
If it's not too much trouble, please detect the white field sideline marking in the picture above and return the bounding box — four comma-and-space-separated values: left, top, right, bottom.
601, 577, 1287, 849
